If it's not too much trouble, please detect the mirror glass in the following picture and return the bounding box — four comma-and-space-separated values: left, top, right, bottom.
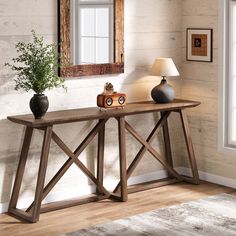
59, 0, 124, 77
71, 0, 114, 65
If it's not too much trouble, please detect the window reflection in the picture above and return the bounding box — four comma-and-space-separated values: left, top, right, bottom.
71, 0, 114, 65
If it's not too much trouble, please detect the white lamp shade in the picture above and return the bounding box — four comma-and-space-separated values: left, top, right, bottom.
150, 58, 179, 77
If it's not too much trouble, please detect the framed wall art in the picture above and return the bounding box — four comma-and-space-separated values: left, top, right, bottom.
186, 28, 213, 62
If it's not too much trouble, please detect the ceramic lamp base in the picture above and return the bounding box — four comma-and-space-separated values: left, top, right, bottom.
151, 79, 175, 103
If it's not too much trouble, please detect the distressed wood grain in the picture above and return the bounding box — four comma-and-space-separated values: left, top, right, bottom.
58, 0, 124, 77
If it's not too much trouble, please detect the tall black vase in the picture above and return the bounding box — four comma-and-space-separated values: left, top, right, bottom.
30, 94, 49, 119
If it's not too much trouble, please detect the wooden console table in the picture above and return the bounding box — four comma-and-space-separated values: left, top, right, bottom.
7, 99, 200, 223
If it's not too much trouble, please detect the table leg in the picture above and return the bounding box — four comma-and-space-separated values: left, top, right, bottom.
97, 121, 105, 194
31, 126, 53, 222
161, 111, 174, 178
8, 127, 33, 210
26, 120, 109, 215
113, 112, 171, 193
118, 117, 128, 202
180, 110, 200, 184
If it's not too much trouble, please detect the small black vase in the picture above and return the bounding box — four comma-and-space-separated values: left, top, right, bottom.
30, 94, 49, 119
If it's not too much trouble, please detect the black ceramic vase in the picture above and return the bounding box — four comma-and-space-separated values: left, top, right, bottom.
30, 94, 49, 119
151, 79, 175, 103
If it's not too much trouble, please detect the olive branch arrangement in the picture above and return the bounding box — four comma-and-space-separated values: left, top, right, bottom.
5, 30, 66, 94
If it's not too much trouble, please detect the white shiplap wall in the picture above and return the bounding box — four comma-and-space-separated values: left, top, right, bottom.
0, 0, 183, 209
181, 0, 236, 180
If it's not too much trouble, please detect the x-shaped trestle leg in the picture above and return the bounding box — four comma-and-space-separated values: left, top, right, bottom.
113, 110, 199, 194
8, 117, 128, 223
25, 119, 110, 214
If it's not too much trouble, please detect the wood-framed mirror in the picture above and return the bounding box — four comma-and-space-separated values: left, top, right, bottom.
58, 0, 124, 77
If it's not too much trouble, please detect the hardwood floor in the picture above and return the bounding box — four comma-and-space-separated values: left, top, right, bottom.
0, 181, 235, 236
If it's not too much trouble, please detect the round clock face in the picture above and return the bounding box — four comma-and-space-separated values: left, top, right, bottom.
118, 96, 125, 105
106, 97, 113, 106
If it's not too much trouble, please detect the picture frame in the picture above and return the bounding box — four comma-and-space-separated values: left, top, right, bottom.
186, 28, 213, 62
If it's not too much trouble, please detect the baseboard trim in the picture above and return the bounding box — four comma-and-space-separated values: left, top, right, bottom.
177, 167, 236, 189
1, 167, 235, 214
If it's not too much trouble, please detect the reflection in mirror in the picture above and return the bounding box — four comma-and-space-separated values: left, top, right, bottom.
59, 0, 124, 78
72, 0, 114, 65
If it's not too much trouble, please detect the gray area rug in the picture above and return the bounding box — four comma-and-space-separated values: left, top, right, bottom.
63, 194, 236, 236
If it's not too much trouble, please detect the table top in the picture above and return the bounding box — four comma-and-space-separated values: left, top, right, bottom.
7, 99, 200, 128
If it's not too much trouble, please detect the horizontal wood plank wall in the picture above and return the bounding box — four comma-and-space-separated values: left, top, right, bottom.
181, 0, 236, 180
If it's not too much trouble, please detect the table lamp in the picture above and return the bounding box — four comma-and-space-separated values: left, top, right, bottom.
150, 58, 179, 103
